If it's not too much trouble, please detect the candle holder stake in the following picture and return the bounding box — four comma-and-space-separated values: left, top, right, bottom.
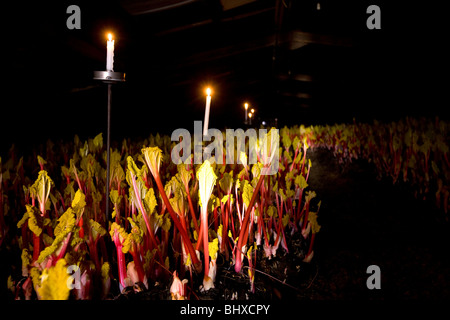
94, 70, 125, 220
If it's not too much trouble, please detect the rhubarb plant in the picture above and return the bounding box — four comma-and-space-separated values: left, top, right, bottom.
196, 160, 217, 289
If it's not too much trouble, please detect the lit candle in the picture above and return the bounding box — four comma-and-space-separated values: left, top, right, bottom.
106, 33, 114, 71
248, 112, 253, 126
244, 103, 248, 123
203, 87, 212, 136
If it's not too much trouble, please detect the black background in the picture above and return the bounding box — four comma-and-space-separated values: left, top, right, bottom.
2, 1, 448, 155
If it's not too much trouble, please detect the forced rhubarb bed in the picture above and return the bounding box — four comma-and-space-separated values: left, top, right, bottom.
1, 117, 449, 300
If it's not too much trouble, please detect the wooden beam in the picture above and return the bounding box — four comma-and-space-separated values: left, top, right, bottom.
277, 73, 313, 82
279, 91, 312, 99
220, 0, 258, 11
288, 30, 354, 47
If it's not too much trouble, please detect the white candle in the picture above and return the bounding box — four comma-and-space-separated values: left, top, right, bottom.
244, 103, 248, 123
106, 33, 114, 71
203, 88, 212, 136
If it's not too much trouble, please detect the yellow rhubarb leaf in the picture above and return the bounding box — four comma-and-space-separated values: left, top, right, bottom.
93, 132, 103, 150
88, 218, 106, 239
177, 163, 192, 186
26, 205, 43, 236
143, 187, 158, 215
209, 238, 219, 260
30, 170, 54, 214
219, 171, 234, 194
295, 174, 308, 189
37, 155, 47, 168
196, 160, 217, 212
142, 147, 163, 178
308, 211, 321, 234
71, 189, 86, 214
36, 259, 71, 300
242, 180, 254, 208
109, 222, 128, 244
38, 208, 76, 263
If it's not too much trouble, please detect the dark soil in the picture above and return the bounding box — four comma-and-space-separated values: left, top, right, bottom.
304, 148, 450, 300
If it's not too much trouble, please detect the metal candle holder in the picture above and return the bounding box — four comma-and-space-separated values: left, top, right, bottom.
93, 70, 125, 219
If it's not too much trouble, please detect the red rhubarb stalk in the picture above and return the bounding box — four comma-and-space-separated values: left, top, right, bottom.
235, 174, 264, 273
142, 149, 201, 271
154, 176, 201, 270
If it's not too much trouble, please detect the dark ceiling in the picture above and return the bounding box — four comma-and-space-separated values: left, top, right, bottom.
3, 0, 448, 152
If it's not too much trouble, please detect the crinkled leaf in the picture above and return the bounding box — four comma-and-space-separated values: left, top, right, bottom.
221, 194, 230, 204
251, 163, 263, 181
17, 209, 29, 229
219, 171, 234, 194
196, 160, 217, 211
267, 205, 276, 217
93, 133, 103, 150
209, 238, 219, 260
30, 170, 54, 212
64, 181, 75, 199
26, 205, 43, 236
21, 249, 32, 277
88, 218, 106, 239
71, 189, 86, 214
305, 190, 316, 203
177, 163, 191, 187
161, 213, 172, 232
282, 128, 292, 150
239, 152, 248, 167
36, 259, 70, 300
127, 217, 143, 243
101, 262, 110, 281
170, 187, 186, 216
308, 211, 321, 234
109, 222, 128, 244
208, 194, 221, 213
38, 208, 76, 263
292, 136, 301, 151
282, 213, 290, 228
142, 147, 163, 178
127, 156, 143, 178
54, 208, 76, 238
110, 189, 121, 206
143, 187, 158, 215
242, 180, 254, 208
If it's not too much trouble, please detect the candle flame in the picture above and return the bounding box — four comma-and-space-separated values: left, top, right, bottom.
108, 33, 113, 41
244, 103, 248, 110
248, 112, 253, 118
251, 108, 255, 113
206, 87, 212, 96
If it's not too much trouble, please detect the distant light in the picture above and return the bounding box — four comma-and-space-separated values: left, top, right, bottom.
262, 121, 266, 126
